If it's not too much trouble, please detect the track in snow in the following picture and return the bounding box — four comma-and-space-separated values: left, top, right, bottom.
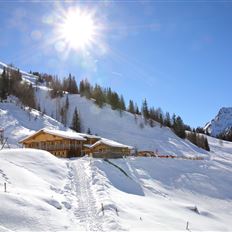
71, 159, 103, 231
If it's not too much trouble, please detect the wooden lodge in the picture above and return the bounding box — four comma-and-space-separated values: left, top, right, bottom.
86, 138, 133, 158
19, 129, 86, 158
19, 128, 133, 158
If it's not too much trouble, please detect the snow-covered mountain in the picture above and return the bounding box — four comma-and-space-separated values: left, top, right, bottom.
0, 59, 209, 157
1, 61, 232, 231
204, 107, 232, 137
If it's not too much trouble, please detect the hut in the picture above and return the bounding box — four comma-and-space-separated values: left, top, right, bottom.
19, 128, 86, 158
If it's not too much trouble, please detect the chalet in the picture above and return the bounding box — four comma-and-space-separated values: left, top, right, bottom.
88, 138, 133, 158
19, 128, 133, 158
19, 129, 86, 158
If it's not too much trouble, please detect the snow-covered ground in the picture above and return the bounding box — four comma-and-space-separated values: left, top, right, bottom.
0, 92, 209, 157
0, 100, 66, 147
34, 86, 209, 158
1, 61, 209, 157
0, 144, 231, 231
1, 61, 232, 231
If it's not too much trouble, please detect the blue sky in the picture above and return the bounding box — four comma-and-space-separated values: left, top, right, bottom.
0, 1, 232, 128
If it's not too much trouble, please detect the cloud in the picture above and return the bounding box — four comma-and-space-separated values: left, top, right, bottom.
111, 71, 123, 77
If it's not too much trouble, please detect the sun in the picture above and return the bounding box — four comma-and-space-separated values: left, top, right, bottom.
57, 8, 98, 51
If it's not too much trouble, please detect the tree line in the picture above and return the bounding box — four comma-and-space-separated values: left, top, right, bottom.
0, 67, 36, 109
1, 67, 211, 151
217, 128, 232, 142
31, 71, 210, 147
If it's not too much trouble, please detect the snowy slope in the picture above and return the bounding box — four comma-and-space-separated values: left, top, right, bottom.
0, 149, 82, 231
0, 99, 66, 147
35, 86, 209, 158
0, 143, 232, 231
1, 61, 209, 157
1, 61, 232, 231
204, 107, 232, 137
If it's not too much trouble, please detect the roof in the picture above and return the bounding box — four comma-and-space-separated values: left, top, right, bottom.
77, 133, 101, 139
90, 138, 133, 149
19, 128, 86, 143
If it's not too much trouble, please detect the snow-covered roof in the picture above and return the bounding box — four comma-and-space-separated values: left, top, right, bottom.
77, 133, 101, 139
43, 129, 86, 141
20, 128, 86, 142
90, 138, 133, 149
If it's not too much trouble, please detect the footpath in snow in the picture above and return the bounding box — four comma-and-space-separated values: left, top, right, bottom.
0, 145, 232, 231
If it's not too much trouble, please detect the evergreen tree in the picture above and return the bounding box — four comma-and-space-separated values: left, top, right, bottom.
119, 95, 126, 111
135, 104, 140, 115
93, 84, 105, 107
70, 107, 81, 132
164, 112, 171, 127
0, 68, 9, 100
173, 116, 186, 138
71, 76, 78, 94
87, 128, 91, 135
128, 100, 135, 114
141, 98, 149, 119
172, 113, 176, 127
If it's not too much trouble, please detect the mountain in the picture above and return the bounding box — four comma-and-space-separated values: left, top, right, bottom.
204, 107, 232, 137
0, 61, 208, 157
1, 61, 232, 231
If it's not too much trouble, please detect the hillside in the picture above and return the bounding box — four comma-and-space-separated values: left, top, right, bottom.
0, 99, 66, 147
0, 93, 208, 158
204, 107, 232, 137
0, 60, 209, 157
0, 145, 232, 231
36, 86, 210, 157
1, 62, 232, 231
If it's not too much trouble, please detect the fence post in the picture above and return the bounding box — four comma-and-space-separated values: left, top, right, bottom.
101, 203, 104, 215
115, 207, 119, 216
4, 182, 6, 192
186, 221, 189, 230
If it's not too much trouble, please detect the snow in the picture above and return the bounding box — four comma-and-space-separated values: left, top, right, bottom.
1, 61, 209, 158
204, 107, 232, 136
78, 133, 101, 139
0, 143, 232, 231
1, 61, 232, 231
0, 149, 82, 231
90, 138, 133, 149
34, 86, 209, 158
0, 99, 67, 147
20, 128, 87, 143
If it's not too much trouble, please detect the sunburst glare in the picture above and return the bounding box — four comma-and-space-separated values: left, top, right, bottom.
51, 6, 105, 56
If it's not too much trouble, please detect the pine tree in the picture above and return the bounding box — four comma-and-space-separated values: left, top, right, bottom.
172, 113, 176, 127
135, 103, 140, 115
93, 84, 104, 107
0, 68, 9, 100
71, 76, 78, 94
70, 107, 81, 132
128, 100, 135, 114
173, 116, 186, 138
119, 95, 126, 111
164, 112, 171, 127
141, 98, 149, 119
87, 128, 91, 135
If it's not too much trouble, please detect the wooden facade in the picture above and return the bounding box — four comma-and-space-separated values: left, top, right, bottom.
88, 141, 132, 158
20, 130, 86, 158
20, 129, 133, 158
